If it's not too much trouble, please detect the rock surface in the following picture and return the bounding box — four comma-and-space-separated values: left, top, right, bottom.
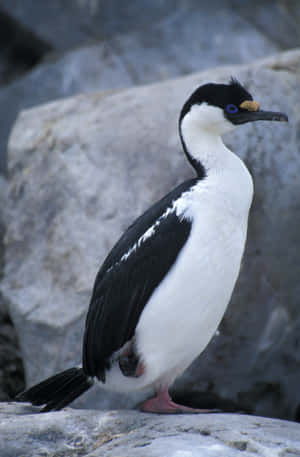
0, 176, 24, 401
3, 0, 299, 174
0, 0, 179, 50
1, 404, 300, 457
3, 0, 300, 52
0, 1, 281, 174
2, 49, 300, 418
0, 297, 24, 401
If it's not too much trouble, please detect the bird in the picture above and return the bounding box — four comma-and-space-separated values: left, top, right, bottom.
16, 78, 288, 414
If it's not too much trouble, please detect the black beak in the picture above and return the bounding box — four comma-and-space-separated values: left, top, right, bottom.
229, 110, 288, 125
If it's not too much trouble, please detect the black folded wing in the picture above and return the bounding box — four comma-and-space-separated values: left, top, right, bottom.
82, 179, 197, 380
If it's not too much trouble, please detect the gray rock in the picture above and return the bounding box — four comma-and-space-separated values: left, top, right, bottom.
1, 403, 300, 457
0, 175, 7, 227
2, 49, 300, 418
233, 0, 300, 50
2, 0, 296, 52
0, 297, 24, 401
0, 0, 178, 50
0, 177, 24, 402
2, 0, 300, 52
0, 0, 281, 174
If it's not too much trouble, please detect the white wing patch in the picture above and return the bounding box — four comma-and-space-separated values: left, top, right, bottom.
120, 205, 175, 263
108, 185, 198, 271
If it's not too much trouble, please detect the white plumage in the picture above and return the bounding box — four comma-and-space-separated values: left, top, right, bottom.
103, 103, 254, 393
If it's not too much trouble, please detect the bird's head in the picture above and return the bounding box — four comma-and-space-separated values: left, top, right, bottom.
179, 78, 288, 136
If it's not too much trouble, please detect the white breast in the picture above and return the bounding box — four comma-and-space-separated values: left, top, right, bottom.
102, 137, 254, 393
135, 155, 253, 390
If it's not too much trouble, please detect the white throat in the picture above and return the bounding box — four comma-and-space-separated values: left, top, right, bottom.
180, 103, 254, 214
180, 103, 239, 174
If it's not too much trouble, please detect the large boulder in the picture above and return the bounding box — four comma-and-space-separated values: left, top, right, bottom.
2, 49, 300, 418
0, 0, 281, 174
1, 404, 300, 457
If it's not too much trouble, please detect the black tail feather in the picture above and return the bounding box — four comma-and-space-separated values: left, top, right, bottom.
16, 367, 94, 412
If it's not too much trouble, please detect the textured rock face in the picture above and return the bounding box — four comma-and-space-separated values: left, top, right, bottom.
0, 1, 280, 175
3, 0, 300, 176
1, 404, 300, 457
2, 50, 300, 418
0, 177, 24, 400
3, 0, 299, 51
0, 0, 180, 50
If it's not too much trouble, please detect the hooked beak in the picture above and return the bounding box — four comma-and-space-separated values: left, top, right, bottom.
232, 110, 288, 125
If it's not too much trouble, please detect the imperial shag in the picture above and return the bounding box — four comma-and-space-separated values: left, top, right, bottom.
17, 79, 288, 413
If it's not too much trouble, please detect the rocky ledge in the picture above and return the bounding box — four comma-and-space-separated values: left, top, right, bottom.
1, 404, 300, 457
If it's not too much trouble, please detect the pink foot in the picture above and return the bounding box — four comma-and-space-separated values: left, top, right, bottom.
140, 388, 219, 414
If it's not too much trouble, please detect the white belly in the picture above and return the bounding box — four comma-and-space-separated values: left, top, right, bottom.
102, 166, 253, 393
135, 203, 248, 389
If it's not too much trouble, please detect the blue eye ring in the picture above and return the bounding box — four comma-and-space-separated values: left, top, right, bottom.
226, 104, 238, 114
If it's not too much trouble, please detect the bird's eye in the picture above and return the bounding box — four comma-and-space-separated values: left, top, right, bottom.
226, 104, 238, 114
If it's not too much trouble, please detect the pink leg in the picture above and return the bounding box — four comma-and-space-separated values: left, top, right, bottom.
140, 388, 218, 414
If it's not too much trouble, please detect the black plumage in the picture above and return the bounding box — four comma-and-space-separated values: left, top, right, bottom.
16, 368, 93, 412
17, 177, 200, 411
82, 178, 199, 381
